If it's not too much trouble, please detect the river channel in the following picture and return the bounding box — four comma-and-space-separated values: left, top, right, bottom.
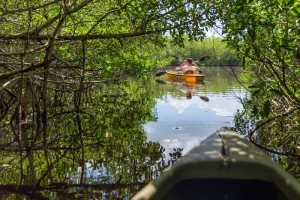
0, 67, 246, 199
145, 67, 246, 157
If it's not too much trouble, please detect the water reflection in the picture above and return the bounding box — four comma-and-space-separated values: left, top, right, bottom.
145, 67, 246, 157
0, 67, 246, 199
0, 77, 175, 199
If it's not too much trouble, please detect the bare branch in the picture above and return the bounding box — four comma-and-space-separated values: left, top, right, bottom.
0, 62, 31, 66
0, 76, 21, 91
1, 0, 94, 39
0, 44, 48, 56
248, 107, 299, 156
0, 58, 55, 79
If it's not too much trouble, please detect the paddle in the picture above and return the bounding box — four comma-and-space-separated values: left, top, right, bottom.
156, 56, 210, 77
198, 56, 210, 62
195, 56, 210, 74
155, 79, 167, 84
155, 71, 168, 77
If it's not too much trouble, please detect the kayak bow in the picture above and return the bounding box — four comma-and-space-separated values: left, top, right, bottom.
132, 127, 300, 200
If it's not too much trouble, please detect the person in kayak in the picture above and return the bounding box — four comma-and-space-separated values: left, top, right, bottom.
180, 59, 188, 67
176, 60, 188, 72
182, 58, 199, 74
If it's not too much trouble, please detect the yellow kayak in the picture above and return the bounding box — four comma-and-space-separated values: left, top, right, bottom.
166, 70, 205, 83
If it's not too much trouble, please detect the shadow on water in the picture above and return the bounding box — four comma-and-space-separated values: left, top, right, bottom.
0, 67, 245, 199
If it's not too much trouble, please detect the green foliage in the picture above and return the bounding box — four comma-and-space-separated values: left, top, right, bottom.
218, 0, 300, 180
0, 0, 219, 81
163, 36, 240, 66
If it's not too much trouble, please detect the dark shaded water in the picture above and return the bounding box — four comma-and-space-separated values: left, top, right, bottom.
0, 67, 246, 199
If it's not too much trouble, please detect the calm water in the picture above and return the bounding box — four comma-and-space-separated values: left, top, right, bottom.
146, 67, 245, 157
0, 67, 246, 199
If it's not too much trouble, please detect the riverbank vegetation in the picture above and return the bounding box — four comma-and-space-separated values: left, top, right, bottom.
0, 0, 218, 149
165, 36, 241, 66
219, 0, 300, 179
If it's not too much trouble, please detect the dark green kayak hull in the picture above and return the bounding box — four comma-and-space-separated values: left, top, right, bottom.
132, 128, 300, 200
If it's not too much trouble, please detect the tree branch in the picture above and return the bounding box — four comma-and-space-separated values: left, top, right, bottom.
0, 14, 209, 41
0, 44, 48, 56
248, 107, 299, 156
2, 0, 93, 38
0, 58, 55, 79
0, 0, 63, 15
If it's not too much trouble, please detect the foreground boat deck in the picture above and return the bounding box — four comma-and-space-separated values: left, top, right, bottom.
132, 128, 300, 200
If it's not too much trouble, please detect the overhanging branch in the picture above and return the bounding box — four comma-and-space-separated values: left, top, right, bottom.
0, 58, 55, 79
0, 0, 63, 15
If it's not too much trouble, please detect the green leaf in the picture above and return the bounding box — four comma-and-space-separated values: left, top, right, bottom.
263, 100, 271, 117
245, 47, 251, 55
248, 84, 258, 89
253, 45, 260, 57
252, 90, 260, 96
242, 56, 246, 69
269, 88, 283, 95
252, 106, 258, 116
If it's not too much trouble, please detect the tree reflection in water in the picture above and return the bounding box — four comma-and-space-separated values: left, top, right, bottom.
0, 78, 181, 199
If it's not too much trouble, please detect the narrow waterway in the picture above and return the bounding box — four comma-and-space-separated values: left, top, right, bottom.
0, 67, 247, 199
145, 67, 246, 157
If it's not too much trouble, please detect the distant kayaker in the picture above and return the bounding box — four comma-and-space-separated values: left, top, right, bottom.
180, 60, 188, 67
182, 58, 199, 74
